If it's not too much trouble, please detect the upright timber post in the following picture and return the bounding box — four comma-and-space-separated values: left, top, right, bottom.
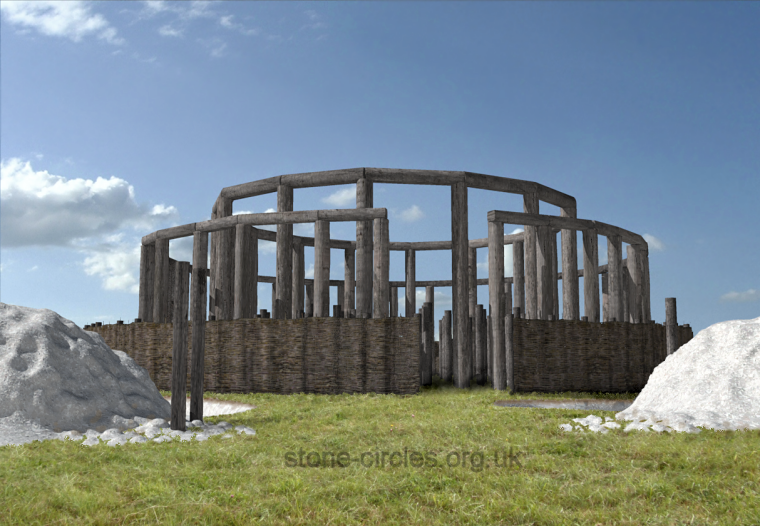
167, 258, 177, 321
504, 281, 513, 320
607, 234, 623, 323
139, 243, 155, 322
451, 181, 470, 388
505, 311, 514, 392
666, 298, 678, 355
314, 220, 330, 317
276, 185, 293, 319
561, 207, 580, 320
536, 224, 553, 320
582, 229, 600, 322
292, 238, 305, 318
627, 244, 642, 323
170, 260, 190, 431
390, 286, 398, 317
641, 244, 652, 322
233, 224, 258, 320
216, 197, 235, 321
475, 305, 487, 385
373, 217, 390, 318
602, 273, 609, 322
153, 237, 170, 323
356, 175, 373, 318
488, 218, 506, 390
426, 286, 435, 331
421, 302, 433, 385
305, 283, 314, 318
271, 282, 277, 319
468, 247, 478, 317
344, 248, 355, 317
550, 229, 559, 320
513, 240, 525, 318
190, 231, 208, 423
523, 193, 539, 319
442, 310, 453, 382
405, 249, 416, 317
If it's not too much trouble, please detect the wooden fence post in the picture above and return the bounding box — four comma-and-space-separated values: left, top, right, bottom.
469, 247, 478, 317
488, 219, 506, 390
421, 302, 433, 385
153, 237, 170, 323
356, 176, 373, 317
551, 229, 559, 320
666, 298, 678, 355
513, 240, 525, 318
536, 224, 553, 320
442, 309, 453, 382
234, 224, 258, 319
607, 234, 623, 323
582, 229, 599, 322
276, 185, 293, 319
452, 181, 470, 388
405, 249, 416, 317
390, 286, 398, 317
344, 248, 355, 317
305, 283, 314, 318
561, 207, 580, 320
190, 231, 208, 423
292, 237, 304, 319
523, 193, 539, 319
139, 243, 155, 322
475, 305, 487, 385
216, 198, 235, 321
505, 312, 514, 393
373, 217, 389, 318
314, 220, 331, 317
171, 261, 190, 431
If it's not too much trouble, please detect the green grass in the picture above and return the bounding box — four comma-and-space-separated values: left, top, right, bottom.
2, 383, 758, 525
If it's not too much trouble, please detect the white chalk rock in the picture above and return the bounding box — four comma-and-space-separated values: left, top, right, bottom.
0, 303, 170, 434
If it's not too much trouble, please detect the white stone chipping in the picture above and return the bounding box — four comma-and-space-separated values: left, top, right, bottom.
0, 303, 255, 447
561, 317, 760, 434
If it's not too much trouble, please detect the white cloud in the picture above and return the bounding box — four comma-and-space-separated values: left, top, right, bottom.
0, 158, 178, 248
27, 265, 38, 272
0, 1, 124, 44
219, 15, 233, 28
158, 24, 182, 37
399, 205, 424, 222
643, 234, 665, 252
305, 263, 314, 279
81, 243, 141, 293
720, 289, 760, 303
322, 186, 356, 207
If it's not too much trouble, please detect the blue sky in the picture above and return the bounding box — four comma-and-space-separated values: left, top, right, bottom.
1, 0, 758, 337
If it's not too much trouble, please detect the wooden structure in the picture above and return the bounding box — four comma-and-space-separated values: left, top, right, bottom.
134, 168, 681, 429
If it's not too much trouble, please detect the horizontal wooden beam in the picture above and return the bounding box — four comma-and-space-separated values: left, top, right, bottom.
388, 232, 525, 252
194, 208, 387, 233
142, 223, 196, 245
389, 277, 514, 288
365, 168, 465, 186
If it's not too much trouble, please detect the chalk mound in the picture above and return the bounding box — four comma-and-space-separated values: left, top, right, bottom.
616, 317, 760, 431
0, 303, 170, 433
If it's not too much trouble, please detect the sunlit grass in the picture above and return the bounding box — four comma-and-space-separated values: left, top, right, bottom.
2, 383, 758, 525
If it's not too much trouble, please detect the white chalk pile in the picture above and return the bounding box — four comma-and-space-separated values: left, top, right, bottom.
561, 316, 760, 434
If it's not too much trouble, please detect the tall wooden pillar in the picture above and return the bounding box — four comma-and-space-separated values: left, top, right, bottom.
356, 177, 373, 317
513, 240, 525, 318
666, 298, 678, 355
627, 244, 643, 323
390, 286, 398, 317
167, 258, 177, 321
208, 203, 218, 322
641, 245, 651, 322
292, 238, 305, 318
421, 302, 433, 385
276, 185, 293, 319
607, 234, 623, 322
504, 281, 512, 318
582, 229, 600, 322
602, 273, 609, 322
561, 207, 579, 320
622, 258, 631, 323
305, 283, 314, 318
234, 224, 258, 320
468, 247, 478, 317
523, 193, 539, 319
425, 286, 435, 330
536, 224, 553, 320
139, 243, 155, 322
405, 249, 416, 317
190, 231, 208, 423
314, 220, 331, 317
271, 282, 277, 319
451, 181, 470, 389
551, 230, 559, 320
170, 260, 190, 431
344, 248, 355, 316
373, 217, 389, 318
337, 282, 345, 313
216, 198, 235, 321
153, 237, 170, 323
488, 219, 506, 390
442, 310, 453, 382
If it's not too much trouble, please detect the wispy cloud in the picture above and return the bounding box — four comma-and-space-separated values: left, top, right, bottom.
643, 234, 665, 252
81, 244, 141, 294
158, 24, 182, 37
399, 205, 424, 222
322, 186, 356, 207
0, 1, 124, 44
720, 289, 760, 303
0, 158, 178, 248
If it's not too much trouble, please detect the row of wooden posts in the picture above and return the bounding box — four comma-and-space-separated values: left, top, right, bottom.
135, 169, 655, 430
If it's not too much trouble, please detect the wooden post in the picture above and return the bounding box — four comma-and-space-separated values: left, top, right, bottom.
628, 245, 642, 323
344, 248, 355, 317
607, 234, 623, 323
536, 224, 553, 320
153, 237, 170, 323
405, 249, 416, 317
314, 220, 331, 317
216, 198, 235, 321
442, 310, 453, 382
523, 193, 539, 319
373, 217, 390, 318
468, 247, 477, 317
641, 245, 651, 322
356, 177, 373, 317
168, 258, 177, 323
390, 286, 398, 317
488, 219, 506, 390
561, 208, 579, 320
513, 240, 525, 318
337, 282, 345, 312
622, 257, 631, 323
171, 261, 190, 431
276, 185, 293, 319
602, 273, 609, 322
505, 312, 514, 393
233, 224, 258, 319
426, 286, 434, 329
551, 229, 559, 320
139, 243, 156, 322
208, 204, 218, 322
504, 281, 513, 320
475, 305, 486, 385
582, 229, 600, 322
487, 314, 492, 384
666, 298, 678, 355
190, 231, 208, 423
271, 282, 277, 319
305, 283, 314, 318
421, 302, 433, 385
451, 181, 470, 389
292, 238, 304, 319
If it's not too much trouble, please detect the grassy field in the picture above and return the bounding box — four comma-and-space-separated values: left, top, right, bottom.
2, 383, 758, 525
